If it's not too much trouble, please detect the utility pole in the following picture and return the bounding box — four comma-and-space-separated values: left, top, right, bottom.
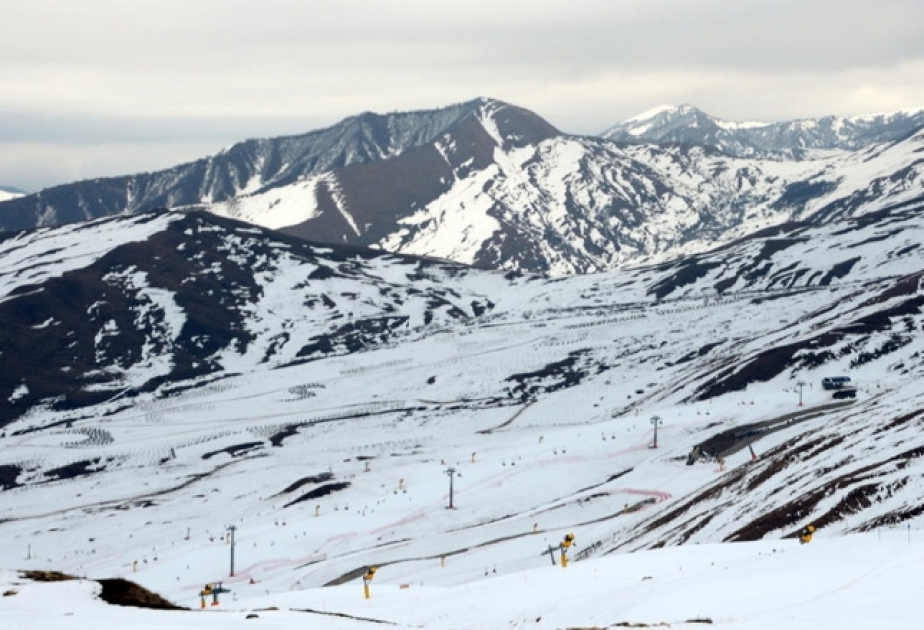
445, 467, 457, 509
796, 381, 806, 406
650, 416, 662, 448
226, 525, 236, 577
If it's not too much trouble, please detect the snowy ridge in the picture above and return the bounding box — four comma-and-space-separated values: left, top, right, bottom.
3, 533, 922, 629
0, 212, 177, 302
623, 103, 677, 123
0, 99, 494, 232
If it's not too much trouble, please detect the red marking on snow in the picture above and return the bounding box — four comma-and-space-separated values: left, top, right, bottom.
369, 511, 427, 535
181, 552, 329, 591
327, 530, 358, 542
617, 488, 671, 501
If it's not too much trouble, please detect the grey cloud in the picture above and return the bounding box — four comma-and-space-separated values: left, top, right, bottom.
0, 112, 335, 145
1, 0, 923, 191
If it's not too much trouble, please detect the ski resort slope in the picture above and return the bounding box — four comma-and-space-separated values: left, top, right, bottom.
1, 338, 922, 630
2, 530, 920, 629
3, 207, 924, 629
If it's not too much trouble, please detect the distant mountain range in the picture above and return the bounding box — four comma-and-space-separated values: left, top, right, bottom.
600, 103, 924, 159
1, 99, 923, 274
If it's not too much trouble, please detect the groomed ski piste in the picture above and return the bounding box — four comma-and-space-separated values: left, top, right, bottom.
2, 531, 920, 629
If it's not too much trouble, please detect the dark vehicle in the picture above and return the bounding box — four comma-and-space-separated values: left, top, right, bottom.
832, 388, 857, 400
822, 376, 852, 390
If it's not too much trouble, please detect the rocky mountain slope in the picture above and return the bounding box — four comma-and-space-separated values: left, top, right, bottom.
0, 99, 555, 234
2, 100, 922, 275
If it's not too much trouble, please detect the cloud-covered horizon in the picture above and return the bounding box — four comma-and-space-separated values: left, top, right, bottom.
3, 0, 924, 192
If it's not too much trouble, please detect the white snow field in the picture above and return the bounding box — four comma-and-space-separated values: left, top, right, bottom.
2, 529, 920, 629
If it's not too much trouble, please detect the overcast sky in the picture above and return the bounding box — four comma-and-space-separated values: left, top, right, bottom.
2, 0, 923, 192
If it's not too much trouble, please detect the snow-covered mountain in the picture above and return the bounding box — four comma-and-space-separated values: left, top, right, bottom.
0, 98, 556, 234
264, 118, 924, 273
0, 210, 501, 426
4, 198, 924, 545
1, 100, 923, 275
601, 103, 924, 159
3, 203, 924, 624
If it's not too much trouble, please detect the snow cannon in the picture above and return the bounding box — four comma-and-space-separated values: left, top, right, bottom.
560, 533, 575, 568
363, 566, 377, 599
799, 524, 816, 544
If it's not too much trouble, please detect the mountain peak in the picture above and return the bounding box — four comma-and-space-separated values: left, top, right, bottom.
601, 103, 720, 143
622, 103, 705, 124
623, 104, 678, 123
